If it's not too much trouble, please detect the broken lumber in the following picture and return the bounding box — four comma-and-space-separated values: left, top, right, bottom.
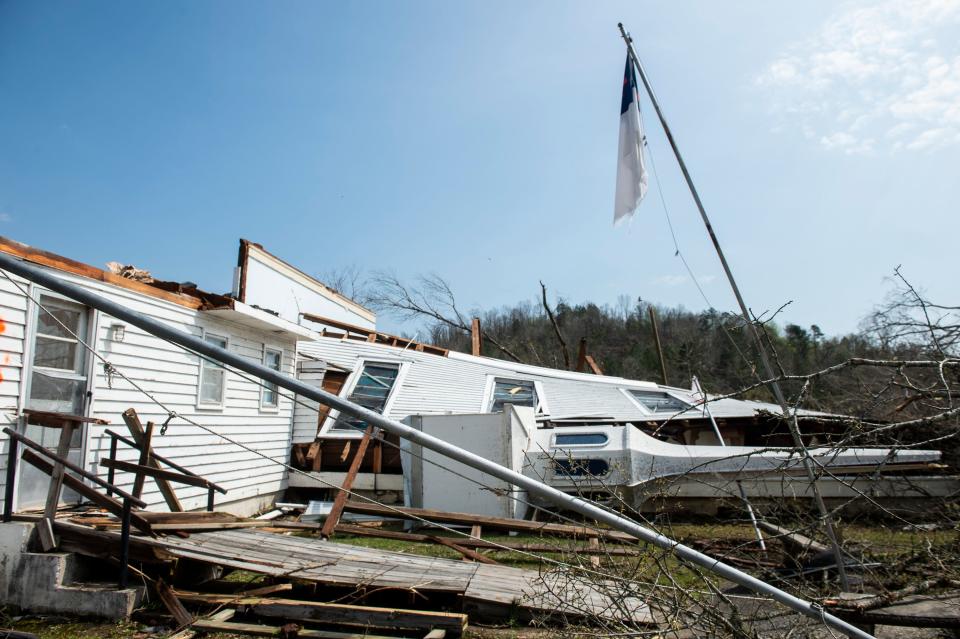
173, 592, 467, 636
188, 619, 400, 639
122, 408, 184, 511
334, 523, 642, 556
756, 521, 829, 555
321, 424, 375, 538
341, 501, 637, 542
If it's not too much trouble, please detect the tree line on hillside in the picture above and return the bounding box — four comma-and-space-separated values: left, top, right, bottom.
325, 267, 960, 462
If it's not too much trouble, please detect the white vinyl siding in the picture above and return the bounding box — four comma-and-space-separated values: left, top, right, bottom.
0, 263, 299, 515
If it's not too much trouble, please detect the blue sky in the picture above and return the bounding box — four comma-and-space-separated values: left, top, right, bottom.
1, 1, 957, 337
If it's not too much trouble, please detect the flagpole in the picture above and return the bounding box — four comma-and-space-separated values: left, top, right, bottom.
617, 22, 851, 590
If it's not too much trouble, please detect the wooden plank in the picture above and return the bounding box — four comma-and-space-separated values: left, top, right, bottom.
756, 521, 829, 555
100, 458, 217, 490
167, 608, 236, 639
238, 582, 293, 597
584, 355, 603, 376
22, 409, 109, 427
132, 420, 154, 499
428, 536, 499, 565
123, 408, 183, 512
321, 425, 374, 539
341, 502, 637, 542
40, 421, 74, 550
334, 524, 642, 556
157, 578, 194, 627
20, 450, 153, 535
190, 619, 401, 639
471, 318, 481, 356
174, 592, 467, 635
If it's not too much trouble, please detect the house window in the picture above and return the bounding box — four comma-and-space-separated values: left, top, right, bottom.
554, 433, 608, 447
554, 458, 610, 477
261, 347, 282, 409
28, 296, 89, 414
489, 378, 538, 413
331, 362, 400, 432
628, 389, 691, 413
198, 333, 228, 406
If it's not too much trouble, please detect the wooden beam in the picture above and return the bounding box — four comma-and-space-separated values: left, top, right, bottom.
132, 421, 154, 499
40, 421, 73, 550
122, 409, 183, 512
648, 306, 668, 386
427, 535, 499, 565
237, 582, 293, 598
22, 409, 109, 427
339, 502, 637, 542
157, 578, 194, 627
575, 337, 588, 372
166, 609, 236, 639
100, 458, 220, 491
20, 450, 153, 535
321, 425, 374, 539
174, 592, 467, 636
471, 318, 482, 356
189, 619, 401, 639
584, 355, 603, 376
334, 524, 643, 556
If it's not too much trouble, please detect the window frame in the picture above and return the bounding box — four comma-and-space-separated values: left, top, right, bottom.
482, 375, 548, 415
552, 432, 610, 448
196, 330, 230, 409
24, 292, 93, 416
320, 358, 408, 438
260, 345, 284, 411
620, 387, 692, 415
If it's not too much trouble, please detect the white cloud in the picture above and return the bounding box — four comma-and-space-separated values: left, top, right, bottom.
756, 0, 960, 154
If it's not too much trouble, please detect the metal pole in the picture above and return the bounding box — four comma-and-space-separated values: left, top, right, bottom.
106, 434, 118, 497
207, 487, 215, 512
617, 22, 850, 591
693, 377, 765, 550
3, 435, 18, 522
0, 253, 873, 639
119, 497, 131, 589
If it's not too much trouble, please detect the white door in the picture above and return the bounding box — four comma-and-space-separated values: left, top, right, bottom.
18, 294, 92, 510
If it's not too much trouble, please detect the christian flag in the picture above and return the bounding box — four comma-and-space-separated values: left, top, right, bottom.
613, 54, 648, 224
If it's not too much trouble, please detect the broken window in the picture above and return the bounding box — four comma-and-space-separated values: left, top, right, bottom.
627, 389, 691, 413
198, 333, 228, 406
331, 362, 400, 432
261, 347, 282, 409
554, 458, 610, 477
489, 378, 538, 413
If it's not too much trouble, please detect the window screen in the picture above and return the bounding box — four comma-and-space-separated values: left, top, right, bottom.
332, 362, 401, 432
628, 389, 691, 413
490, 378, 537, 413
